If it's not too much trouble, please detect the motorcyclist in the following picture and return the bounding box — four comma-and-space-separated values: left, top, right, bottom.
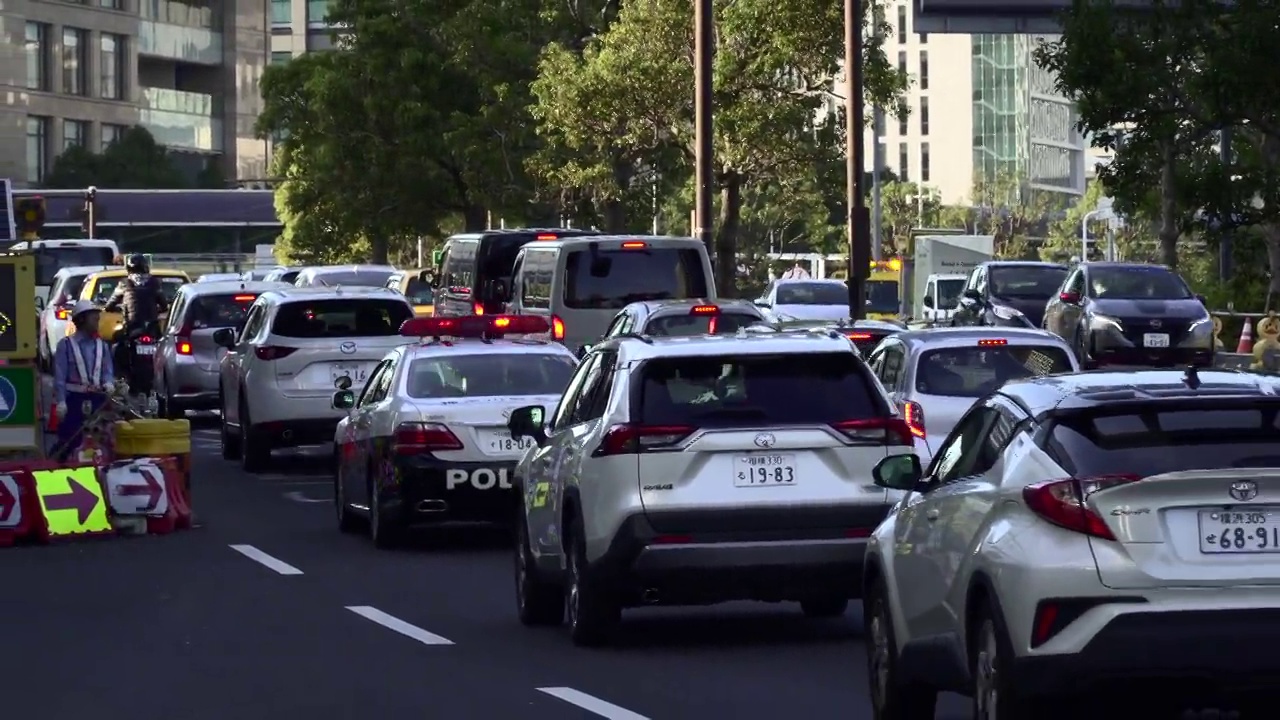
104, 254, 167, 387
53, 300, 115, 460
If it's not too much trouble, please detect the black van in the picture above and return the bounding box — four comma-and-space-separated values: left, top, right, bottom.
434, 228, 602, 317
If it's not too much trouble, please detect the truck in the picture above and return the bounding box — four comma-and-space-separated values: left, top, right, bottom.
905, 234, 995, 324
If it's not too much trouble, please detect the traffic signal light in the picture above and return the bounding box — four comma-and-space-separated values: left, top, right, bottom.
14, 196, 45, 239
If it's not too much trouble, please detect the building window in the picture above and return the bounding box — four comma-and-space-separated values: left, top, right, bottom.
898, 51, 907, 76
307, 0, 331, 24
27, 116, 49, 185
920, 97, 929, 135
921, 143, 931, 182
64, 119, 88, 151
62, 28, 88, 96
102, 123, 126, 150
898, 109, 908, 136
100, 34, 125, 100
898, 142, 909, 182
272, 0, 291, 25
896, 6, 907, 43
920, 51, 929, 90
271, 51, 292, 65
920, 32, 928, 43
99, 0, 123, 9
25, 23, 51, 91
307, 29, 334, 50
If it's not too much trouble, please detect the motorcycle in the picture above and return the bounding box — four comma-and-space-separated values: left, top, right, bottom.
111, 320, 160, 415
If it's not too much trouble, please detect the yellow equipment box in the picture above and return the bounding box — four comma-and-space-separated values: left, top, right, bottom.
113, 418, 192, 457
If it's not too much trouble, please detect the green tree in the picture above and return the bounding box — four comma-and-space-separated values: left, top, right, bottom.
969, 173, 1061, 259
44, 127, 189, 188
877, 181, 941, 257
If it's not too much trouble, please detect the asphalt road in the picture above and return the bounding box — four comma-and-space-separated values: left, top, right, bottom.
2, 415, 975, 719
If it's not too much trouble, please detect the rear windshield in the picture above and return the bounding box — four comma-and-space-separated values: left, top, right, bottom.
406, 353, 575, 398
866, 280, 898, 313
564, 247, 708, 309
404, 278, 434, 305
185, 293, 258, 330
91, 276, 187, 304
847, 330, 893, 356
479, 235, 537, 286
636, 352, 882, 426
34, 247, 115, 285
916, 345, 1073, 397
645, 311, 761, 337
989, 266, 1068, 299
1048, 404, 1280, 477
304, 270, 395, 287
55, 276, 92, 303
271, 299, 412, 338
777, 282, 847, 305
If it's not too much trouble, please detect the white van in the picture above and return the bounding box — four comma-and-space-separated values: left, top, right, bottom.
507, 235, 716, 350
8, 238, 120, 307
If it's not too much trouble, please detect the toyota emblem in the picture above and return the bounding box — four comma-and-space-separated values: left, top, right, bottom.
1149, 319, 1163, 329
1229, 480, 1259, 502
339, 341, 357, 354
753, 432, 776, 449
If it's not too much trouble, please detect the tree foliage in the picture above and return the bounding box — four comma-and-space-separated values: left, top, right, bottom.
44, 127, 195, 189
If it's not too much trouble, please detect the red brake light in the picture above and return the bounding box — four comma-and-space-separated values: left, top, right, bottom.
1021, 475, 1142, 540
473, 302, 484, 316
595, 424, 696, 456
903, 401, 925, 439
55, 309, 69, 320
138, 335, 154, 344
978, 338, 1007, 347
400, 315, 550, 338
620, 241, 647, 249
551, 315, 566, 341
393, 422, 463, 454
233, 294, 257, 302
845, 331, 872, 340
535, 234, 557, 241
690, 305, 719, 315
254, 346, 298, 360
830, 417, 913, 446
177, 340, 193, 355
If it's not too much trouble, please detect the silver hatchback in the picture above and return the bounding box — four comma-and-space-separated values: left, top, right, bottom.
154, 280, 288, 417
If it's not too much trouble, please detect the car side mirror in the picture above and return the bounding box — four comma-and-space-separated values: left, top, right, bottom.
508, 405, 547, 445
872, 454, 925, 492
332, 390, 356, 410
212, 328, 236, 348
1058, 291, 1081, 304
922, 295, 934, 309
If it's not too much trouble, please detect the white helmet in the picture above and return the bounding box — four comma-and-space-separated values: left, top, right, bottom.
71, 300, 100, 320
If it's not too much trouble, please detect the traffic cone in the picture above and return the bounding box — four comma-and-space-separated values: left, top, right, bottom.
1238, 318, 1255, 354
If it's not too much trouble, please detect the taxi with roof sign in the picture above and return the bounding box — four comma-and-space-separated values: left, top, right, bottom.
578, 299, 767, 358
330, 314, 577, 548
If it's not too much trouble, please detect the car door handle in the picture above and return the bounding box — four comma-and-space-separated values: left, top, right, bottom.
925, 509, 940, 521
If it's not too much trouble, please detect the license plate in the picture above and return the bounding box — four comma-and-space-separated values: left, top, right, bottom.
135, 345, 156, 355
330, 363, 369, 385
734, 454, 797, 487
482, 430, 535, 455
1143, 333, 1170, 348
1198, 507, 1280, 553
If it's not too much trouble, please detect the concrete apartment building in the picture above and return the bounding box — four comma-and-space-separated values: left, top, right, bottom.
0, 0, 269, 188
268, 0, 335, 61
851, 0, 1088, 205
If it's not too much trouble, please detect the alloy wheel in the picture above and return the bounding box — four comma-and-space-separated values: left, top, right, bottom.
974, 620, 1000, 720
868, 606, 891, 712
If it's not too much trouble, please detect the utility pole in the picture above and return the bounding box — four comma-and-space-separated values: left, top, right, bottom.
694, 0, 714, 256
844, 0, 870, 319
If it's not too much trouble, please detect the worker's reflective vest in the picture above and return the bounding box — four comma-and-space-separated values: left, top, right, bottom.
65, 337, 107, 393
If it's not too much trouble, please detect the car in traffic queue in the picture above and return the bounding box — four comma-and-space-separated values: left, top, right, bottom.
384, 268, 436, 316
950, 260, 1069, 330
215, 286, 416, 471
263, 266, 306, 284
863, 367, 1280, 718
154, 280, 289, 418
70, 267, 191, 340
197, 272, 243, 283
769, 317, 907, 357
11, 237, 120, 308
241, 267, 282, 281
331, 314, 578, 547
865, 327, 1078, 465
37, 264, 114, 369
754, 278, 852, 323
1042, 261, 1214, 368
505, 328, 915, 646
293, 264, 398, 288
578, 299, 767, 357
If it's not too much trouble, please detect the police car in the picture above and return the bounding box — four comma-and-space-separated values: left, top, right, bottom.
331, 314, 577, 548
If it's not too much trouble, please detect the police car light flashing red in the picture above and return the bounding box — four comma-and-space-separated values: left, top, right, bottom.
977, 338, 1008, 347
400, 315, 551, 338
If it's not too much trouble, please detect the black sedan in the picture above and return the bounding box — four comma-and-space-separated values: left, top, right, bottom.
1042, 262, 1214, 367
951, 261, 1069, 329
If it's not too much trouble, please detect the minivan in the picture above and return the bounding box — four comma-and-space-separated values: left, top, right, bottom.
506, 235, 716, 350
433, 228, 601, 317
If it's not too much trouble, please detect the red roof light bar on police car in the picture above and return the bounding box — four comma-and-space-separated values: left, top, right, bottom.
399, 315, 551, 338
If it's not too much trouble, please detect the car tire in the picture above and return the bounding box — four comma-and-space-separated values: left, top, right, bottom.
565, 516, 620, 647
239, 397, 270, 472
515, 509, 565, 627
334, 450, 359, 533
219, 388, 241, 460
368, 465, 402, 549
800, 596, 849, 618
971, 602, 1057, 720
865, 579, 937, 720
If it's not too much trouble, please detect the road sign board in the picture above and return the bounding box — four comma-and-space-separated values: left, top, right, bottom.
0, 473, 21, 528
32, 466, 112, 536
0, 367, 35, 427
0, 254, 37, 360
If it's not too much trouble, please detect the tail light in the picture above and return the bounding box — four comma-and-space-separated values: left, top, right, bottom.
176, 322, 193, 356
393, 422, 463, 454
55, 308, 70, 320
254, 346, 298, 360
551, 315, 566, 341
830, 417, 913, 446
595, 424, 696, 456
903, 401, 925, 438
473, 302, 484, 316
845, 331, 872, 341
138, 335, 154, 344
1022, 475, 1142, 540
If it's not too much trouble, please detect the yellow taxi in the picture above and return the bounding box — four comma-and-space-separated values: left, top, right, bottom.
69, 268, 192, 339
385, 268, 436, 316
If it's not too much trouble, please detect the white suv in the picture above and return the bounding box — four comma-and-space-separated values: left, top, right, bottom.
215, 286, 414, 471
505, 329, 915, 646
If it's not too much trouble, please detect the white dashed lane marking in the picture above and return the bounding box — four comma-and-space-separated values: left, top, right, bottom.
345, 606, 455, 646
228, 544, 305, 575
537, 688, 651, 720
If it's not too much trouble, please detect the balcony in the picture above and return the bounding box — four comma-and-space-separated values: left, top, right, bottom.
138, 21, 223, 65
141, 87, 223, 152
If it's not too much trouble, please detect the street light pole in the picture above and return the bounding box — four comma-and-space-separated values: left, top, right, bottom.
1080, 209, 1099, 261
845, 0, 870, 320
694, 0, 714, 262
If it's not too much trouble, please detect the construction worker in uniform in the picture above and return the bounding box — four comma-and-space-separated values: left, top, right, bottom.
53, 300, 115, 459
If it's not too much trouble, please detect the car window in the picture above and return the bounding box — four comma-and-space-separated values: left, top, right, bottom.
91, 276, 186, 304
776, 282, 847, 305
915, 345, 1074, 397
404, 278, 433, 305
270, 299, 412, 338
878, 345, 904, 390
357, 361, 392, 407
185, 293, 260, 330
603, 312, 629, 338
988, 266, 1068, 299
33, 247, 114, 286
307, 270, 396, 288
645, 311, 761, 337
570, 351, 612, 424
404, 354, 575, 398
551, 353, 600, 431
635, 352, 884, 426
930, 406, 999, 484
562, 247, 708, 309
239, 304, 267, 343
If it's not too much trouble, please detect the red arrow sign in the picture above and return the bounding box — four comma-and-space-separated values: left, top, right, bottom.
0, 477, 16, 524
117, 466, 163, 512
43, 478, 100, 524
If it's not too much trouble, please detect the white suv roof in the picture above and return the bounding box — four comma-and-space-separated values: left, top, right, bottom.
602, 328, 859, 361
261, 286, 404, 302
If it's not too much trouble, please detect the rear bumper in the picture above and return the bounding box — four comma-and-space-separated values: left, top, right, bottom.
251, 393, 346, 427
383, 457, 519, 525
167, 363, 220, 407
1013, 608, 1280, 701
